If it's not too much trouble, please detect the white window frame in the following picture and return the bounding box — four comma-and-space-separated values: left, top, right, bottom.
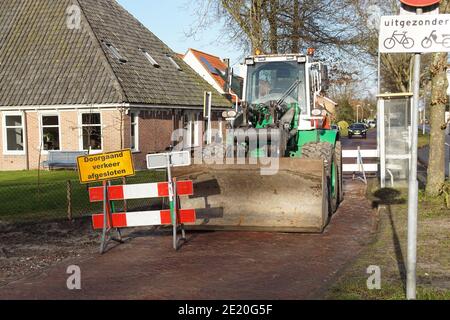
184, 112, 200, 148
218, 119, 224, 139
130, 111, 140, 152
2, 111, 26, 156
193, 113, 200, 147
39, 112, 62, 154
78, 111, 103, 153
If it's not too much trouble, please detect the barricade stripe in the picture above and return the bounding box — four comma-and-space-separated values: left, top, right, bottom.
157, 182, 169, 197
92, 209, 196, 229
177, 181, 194, 196
126, 211, 162, 227
108, 185, 124, 200
122, 183, 160, 199
89, 187, 104, 202
89, 181, 194, 202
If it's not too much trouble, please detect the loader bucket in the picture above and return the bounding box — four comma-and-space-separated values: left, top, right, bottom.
172, 158, 330, 233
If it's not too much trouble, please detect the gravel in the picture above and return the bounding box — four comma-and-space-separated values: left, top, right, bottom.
0, 218, 98, 287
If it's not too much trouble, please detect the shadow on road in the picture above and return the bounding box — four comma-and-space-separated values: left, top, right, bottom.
372, 188, 407, 292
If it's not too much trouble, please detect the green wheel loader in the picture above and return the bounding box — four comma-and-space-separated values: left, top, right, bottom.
173, 53, 343, 233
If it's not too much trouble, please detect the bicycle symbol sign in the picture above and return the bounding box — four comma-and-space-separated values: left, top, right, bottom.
383, 31, 415, 50
380, 14, 450, 53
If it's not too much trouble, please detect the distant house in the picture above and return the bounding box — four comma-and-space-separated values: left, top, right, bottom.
183, 49, 243, 103
0, 0, 231, 171
316, 95, 338, 120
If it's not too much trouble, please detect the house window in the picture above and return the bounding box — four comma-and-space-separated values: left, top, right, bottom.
130, 112, 139, 151
183, 112, 200, 148
81, 113, 102, 151
3, 113, 25, 154
41, 115, 60, 151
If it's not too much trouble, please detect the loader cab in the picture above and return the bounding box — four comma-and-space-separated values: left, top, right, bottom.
242, 54, 328, 131
244, 56, 308, 115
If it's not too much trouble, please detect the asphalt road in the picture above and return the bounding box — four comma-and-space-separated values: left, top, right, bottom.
341, 129, 378, 151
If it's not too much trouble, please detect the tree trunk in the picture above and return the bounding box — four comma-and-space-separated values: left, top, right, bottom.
291, 0, 300, 53
426, 0, 450, 196
426, 51, 449, 196
250, 0, 264, 54
267, 0, 278, 54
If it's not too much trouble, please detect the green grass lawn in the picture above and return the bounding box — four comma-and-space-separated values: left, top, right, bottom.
418, 132, 430, 149
0, 170, 166, 222
0, 170, 80, 186
327, 181, 450, 300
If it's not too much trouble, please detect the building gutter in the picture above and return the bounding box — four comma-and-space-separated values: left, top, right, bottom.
128, 103, 231, 111
0, 102, 231, 112
0, 103, 130, 112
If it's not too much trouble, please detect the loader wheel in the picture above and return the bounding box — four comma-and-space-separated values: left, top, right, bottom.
302, 142, 338, 215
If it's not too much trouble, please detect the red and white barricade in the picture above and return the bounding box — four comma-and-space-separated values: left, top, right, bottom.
88, 180, 196, 252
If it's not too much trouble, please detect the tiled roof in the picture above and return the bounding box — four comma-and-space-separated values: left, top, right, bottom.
0, 0, 231, 108
188, 49, 229, 91
187, 48, 243, 101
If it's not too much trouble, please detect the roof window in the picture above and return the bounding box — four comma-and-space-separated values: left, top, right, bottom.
104, 42, 127, 63
200, 56, 223, 76
141, 49, 160, 68
166, 54, 182, 71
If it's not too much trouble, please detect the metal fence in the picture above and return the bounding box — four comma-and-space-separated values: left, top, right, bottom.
0, 171, 167, 223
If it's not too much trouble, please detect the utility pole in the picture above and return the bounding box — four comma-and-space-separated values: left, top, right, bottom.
356, 104, 361, 123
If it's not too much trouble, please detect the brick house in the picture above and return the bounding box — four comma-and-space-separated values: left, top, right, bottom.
0, 0, 231, 171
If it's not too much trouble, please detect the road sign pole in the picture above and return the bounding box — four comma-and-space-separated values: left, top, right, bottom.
407, 6, 423, 301
166, 153, 178, 250
100, 180, 108, 254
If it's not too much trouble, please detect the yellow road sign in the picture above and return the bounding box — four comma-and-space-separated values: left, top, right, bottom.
77, 149, 135, 184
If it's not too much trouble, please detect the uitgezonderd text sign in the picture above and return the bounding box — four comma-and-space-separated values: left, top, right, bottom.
77, 149, 135, 184
379, 14, 450, 53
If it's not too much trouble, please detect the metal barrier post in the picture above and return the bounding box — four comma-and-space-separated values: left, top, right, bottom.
166, 153, 178, 250
100, 181, 109, 254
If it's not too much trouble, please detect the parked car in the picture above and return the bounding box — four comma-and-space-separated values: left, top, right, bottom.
348, 123, 368, 139
367, 120, 377, 128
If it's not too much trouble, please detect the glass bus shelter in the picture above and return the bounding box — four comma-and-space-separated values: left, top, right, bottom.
378, 93, 413, 188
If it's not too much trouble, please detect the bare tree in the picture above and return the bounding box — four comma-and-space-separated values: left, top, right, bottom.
186, 0, 408, 97
187, 0, 362, 55
426, 0, 450, 196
